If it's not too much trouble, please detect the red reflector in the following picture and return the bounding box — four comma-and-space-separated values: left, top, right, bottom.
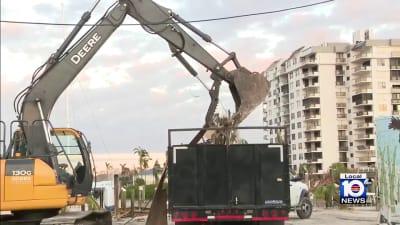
173, 218, 208, 222
252, 216, 288, 221
271, 210, 278, 217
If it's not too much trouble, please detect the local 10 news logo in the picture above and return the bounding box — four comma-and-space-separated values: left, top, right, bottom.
340, 173, 371, 204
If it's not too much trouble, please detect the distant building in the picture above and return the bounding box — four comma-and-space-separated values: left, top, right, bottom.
263, 30, 400, 175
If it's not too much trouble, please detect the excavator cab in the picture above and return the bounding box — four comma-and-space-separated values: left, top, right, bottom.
50, 128, 94, 198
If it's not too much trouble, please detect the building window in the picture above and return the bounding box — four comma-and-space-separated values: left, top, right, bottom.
291, 113, 295, 119
292, 134, 296, 140
290, 93, 294, 99
292, 144, 296, 150
291, 123, 295, 130
293, 154, 297, 160
297, 111, 301, 118
297, 122, 302, 128
298, 143, 302, 149
377, 59, 385, 66
296, 80, 300, 87
378, 81, 386, 89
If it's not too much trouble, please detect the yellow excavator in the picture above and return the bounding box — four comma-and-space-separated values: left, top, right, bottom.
0, 0, 269, 224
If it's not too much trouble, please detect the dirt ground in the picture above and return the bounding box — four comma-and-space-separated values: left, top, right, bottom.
113, 206, 380, 225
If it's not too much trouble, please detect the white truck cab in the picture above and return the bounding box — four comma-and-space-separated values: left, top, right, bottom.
290, 177, 313, 219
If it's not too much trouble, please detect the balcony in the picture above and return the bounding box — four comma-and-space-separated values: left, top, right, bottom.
354, 88, 373, 95
305, 136, 322, 142
354, 100, 373, 107
390, 65, 400, 70
392, 87, 400, 93
354, 122, 374, 129
336, 81, 345, 86
352, 76, 372, 85
304, 103, 320, 110
300, 58, 318, 66
351, 52, 372, 63
304, 114, 321, 120
339, 156, 348, 162
353, 65, 371, 75
336, 58, 346, 64
337, 113, 346, 118
336, 70, 345, 76
392, 52, 400, 57
305, 125, 321, 131
355, 110, 373, 118
304, 83, 320, 89
307, 158, 323, 164
303, 71, 319, 78
356, 145, 375, 151
339, 147, 349, 152
308, 147, 322, 152
336, 103, 346, 108
355, 134, 376, 140
338, 135, 348, 140
281, 110, 289, 116
304, 91, 320, 99
393, 110, 400, 115
357, 151, 377, 163
337, 124, 348, 130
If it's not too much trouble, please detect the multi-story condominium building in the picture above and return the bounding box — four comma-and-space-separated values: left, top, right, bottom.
263, 31, 400, 175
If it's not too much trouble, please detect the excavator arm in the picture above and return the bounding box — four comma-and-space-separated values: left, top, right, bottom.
17, 0, 268, 164
16, 2, 128, 167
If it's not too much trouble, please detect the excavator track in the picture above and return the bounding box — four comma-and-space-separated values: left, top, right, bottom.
1, 211, 112, 225
40, 211, 112, 225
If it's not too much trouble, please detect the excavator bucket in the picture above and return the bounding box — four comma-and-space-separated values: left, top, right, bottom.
228, 67, 270, 126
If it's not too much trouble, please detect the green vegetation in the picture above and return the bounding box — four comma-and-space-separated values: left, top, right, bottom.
125, 183, 158, 200
378, 145, 398, 213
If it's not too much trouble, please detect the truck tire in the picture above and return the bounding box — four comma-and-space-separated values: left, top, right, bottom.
296, 197, 312, 219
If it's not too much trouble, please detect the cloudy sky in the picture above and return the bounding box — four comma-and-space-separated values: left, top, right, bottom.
1, 0, 399, 170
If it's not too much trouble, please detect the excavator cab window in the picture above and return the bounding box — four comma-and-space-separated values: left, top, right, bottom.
51, 129, 87, 184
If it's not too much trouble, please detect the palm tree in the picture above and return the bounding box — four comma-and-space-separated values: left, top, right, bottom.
152, 160, 162, 184
105, 162, 113, 177
388, 116, 400, 143
133, 146, 152, 183
208, 112, 241, 144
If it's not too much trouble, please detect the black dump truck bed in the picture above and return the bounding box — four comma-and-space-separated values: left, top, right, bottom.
167, 142, 290, 224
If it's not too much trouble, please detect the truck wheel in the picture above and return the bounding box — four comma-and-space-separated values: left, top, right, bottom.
296, 197, 312, 219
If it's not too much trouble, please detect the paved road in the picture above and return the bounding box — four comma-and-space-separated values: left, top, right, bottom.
113, 206, 379, 225
286, 207, 378, 225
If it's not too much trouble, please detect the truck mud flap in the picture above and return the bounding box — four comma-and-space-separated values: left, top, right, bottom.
40, 210, 112, 225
